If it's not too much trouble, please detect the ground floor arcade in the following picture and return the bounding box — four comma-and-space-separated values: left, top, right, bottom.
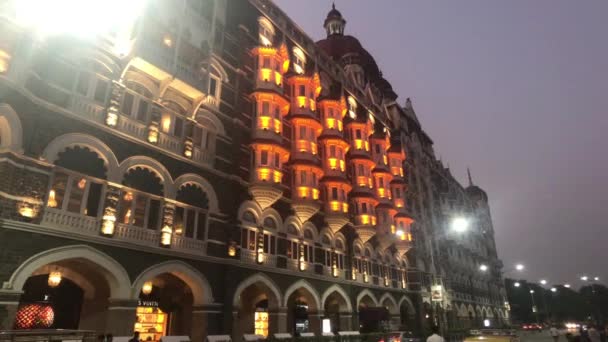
0, 231, 420, 341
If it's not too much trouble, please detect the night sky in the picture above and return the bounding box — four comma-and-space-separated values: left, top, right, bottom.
273, 0, 608, 288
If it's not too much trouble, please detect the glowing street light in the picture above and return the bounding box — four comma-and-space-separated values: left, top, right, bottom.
451, 217, 469, 233
551, 287, 557, 293
564, 284, 571, 288
594, 277, 600, 281
514, 282, 521, 287
529, 290, 535, 294
540, 279, 547, 285
515, 264, 525, 271
479, 264, 488, 272
581, 276, 589, 281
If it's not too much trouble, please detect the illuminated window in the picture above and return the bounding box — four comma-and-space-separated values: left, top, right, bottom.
348, 96, 357, 119
258, 17, 275, 46
293, 47, 306, 74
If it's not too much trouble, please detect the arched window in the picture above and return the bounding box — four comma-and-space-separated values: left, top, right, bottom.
286, 224, 298, 236
303, 229, 313, 240
242, 211, 257, 224
175, 184, 209, 240
47, 146, 107, 218
292, 47, 306, 75
263, 217, 277, 229
321, 234, 331, 246
258, 17, 275, 46
118, 167, 164, 230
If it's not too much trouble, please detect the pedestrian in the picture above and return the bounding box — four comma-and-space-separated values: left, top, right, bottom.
551, 325, 560, 342
128, 332, 140, 342
426, 325, 444, 342
589, 326, 601, 342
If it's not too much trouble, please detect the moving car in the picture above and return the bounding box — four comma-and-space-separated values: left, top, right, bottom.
522, 323, 543, 332
464, 329, 520, 342
385, 331, 422, 342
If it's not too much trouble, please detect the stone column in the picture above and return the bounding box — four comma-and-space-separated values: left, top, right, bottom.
191, 304, 223, 342
160, 201, 176, 247
106, 81, 125, 127
269, 307, 288, 334
346, 312, 356, 332
104, 299, 138, 336
100, 185, 119, 236
0, 290, 22, 330
308, 310, 322, 335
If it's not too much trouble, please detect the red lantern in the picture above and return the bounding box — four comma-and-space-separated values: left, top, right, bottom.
13, 302, 55, 329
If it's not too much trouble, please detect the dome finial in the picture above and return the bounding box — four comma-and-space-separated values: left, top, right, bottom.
324, 2, 346, 37
467, 167, 474, 186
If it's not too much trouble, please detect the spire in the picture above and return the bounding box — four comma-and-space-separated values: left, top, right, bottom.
332, 2, 336, 10
467, 167, 473, 186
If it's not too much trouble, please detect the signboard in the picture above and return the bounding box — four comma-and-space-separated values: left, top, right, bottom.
431, 285, 443, 302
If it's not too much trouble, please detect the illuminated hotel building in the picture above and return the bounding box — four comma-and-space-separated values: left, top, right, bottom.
0, 0, 507, 338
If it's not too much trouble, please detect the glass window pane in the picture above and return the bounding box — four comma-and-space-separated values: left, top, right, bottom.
186, 209, 195, 238
136, 100, 149, 122
50, 172, 68, 209
148, 199, 160, 230
133, 195, 147, 227
94, 80, 108, 103
85, 182, 102, 217
196, 212, 206, 240
67, 177, 86, 213
118, 191, 133, 224
121, 93, 134, 115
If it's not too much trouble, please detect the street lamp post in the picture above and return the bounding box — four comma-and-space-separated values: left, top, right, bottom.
581, 275, 601, 325
529, 290, 541, 326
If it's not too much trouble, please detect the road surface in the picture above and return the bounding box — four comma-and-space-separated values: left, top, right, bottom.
519, 331, 555, 342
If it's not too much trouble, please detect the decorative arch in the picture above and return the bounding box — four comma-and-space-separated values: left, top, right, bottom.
42, 133, 120, 181
195, 110, 226, 136
356, 289, 379, 308
283, 279, 321, 309
398, 295, 417, 315
0, 103, 23, 153
3, 245, 131, 299
260, 207, 283, 230
232, 273, 282, 308
334, 232, 346, 251
318, 227, 334, 246
282, 216, 302, 236
302, 221, 318, 241
209, 58, 229, 83
174, 173, 219, 213
118, 156, 174, 197
132, 260, 214, 306
379, 293, 399, 314
238, 201, 262, 225
123, 70, 160, 99
321, 284, 353, 312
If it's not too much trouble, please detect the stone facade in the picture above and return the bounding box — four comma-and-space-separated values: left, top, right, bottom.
0, 0, 506, 339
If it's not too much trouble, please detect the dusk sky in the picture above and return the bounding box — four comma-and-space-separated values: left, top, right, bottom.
274, 0, 608, 287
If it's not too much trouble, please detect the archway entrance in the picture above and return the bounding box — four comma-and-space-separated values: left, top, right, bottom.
233, 277, 281, 339
323, 289, 351, 333
398, 297, 417, 333
135, 273, 193, 342
358, 295, 386, 333
285, 287, 320, 335
12, 255, 124, 333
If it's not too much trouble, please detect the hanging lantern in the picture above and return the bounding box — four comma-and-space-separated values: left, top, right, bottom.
256, 231, 265, 264
160, 225, 172, 247
184, 137, 193, 158
17, 201, 38, 218
228, 241, 237, 257
142, 281, 153, 295
148, 121, 159, 143
351, 266, 357, 280
298, 244, 306, 271
384, 276, 389, 287
48, 271, 62, 288
47, 190, 58, 208
332, 254, 338, 277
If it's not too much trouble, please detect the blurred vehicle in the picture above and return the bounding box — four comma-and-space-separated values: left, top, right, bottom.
384, 331, 422, 342
464, 329, 520, 342
522, 323, 543, 332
